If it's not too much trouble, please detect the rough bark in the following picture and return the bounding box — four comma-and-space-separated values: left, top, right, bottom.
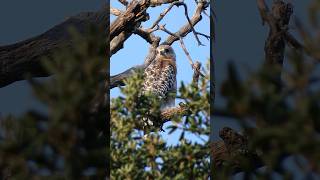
0, 9, 108, 88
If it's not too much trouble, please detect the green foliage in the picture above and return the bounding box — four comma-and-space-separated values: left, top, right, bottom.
216, 1, 320, 178
111, 61, 210, 179
0, 27, 107, 179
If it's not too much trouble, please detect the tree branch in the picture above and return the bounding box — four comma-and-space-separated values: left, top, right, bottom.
150, 0, 179, 7
118, 0, 129, 7
158, 24, 205, 77
110, 0, 178, 56
0, 9, 108, 88
110, 7, 123, 16
163, 0, 208, 45
160, 102, 191, 121
257, 0, 293, 66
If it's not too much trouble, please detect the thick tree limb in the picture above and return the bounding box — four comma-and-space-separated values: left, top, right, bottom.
110, 31, 132, 55
109, 1, 149, 56
0, 9, 108, 88
110, 0, 179, 44
159, 58, 202, 125
110, 0, 177, 56
110, 0, 148, 40
257, 0, 294, 66
110, 65, 145, 89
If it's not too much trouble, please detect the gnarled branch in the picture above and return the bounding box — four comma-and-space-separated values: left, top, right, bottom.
0, 9, 108, 88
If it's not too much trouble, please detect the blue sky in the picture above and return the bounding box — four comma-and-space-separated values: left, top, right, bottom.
110, 1, 210, 145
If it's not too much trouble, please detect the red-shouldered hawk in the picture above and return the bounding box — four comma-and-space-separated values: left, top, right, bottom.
143, 45, 177, 111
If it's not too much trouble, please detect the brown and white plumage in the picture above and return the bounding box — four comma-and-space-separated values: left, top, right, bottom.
142, 45, 177, 110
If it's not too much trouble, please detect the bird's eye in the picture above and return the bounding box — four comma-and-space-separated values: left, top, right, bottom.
164, 49, 169, 53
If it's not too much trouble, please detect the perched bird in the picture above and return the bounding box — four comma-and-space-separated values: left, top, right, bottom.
142, 44, 177, 111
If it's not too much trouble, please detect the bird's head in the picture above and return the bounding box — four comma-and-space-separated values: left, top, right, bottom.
157, 45, 176, 60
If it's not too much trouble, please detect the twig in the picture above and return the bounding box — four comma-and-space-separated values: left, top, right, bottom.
178, 2, 205, 46
149, 1, 181, 29
118, 0, 128, 7
195, 32, 210, 40
159, 24, 205, 77
150, 0, 179, 7
133, 28, 161, 45
150, 1, 206, 46
110, 7, 123, 16
257, 0, 269, 25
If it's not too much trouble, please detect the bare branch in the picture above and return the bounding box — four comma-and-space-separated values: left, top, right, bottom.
110, 0, 154, 55
150, 1, 207, 46
258, 0, 293, 66
163, 0, 208, 45
149, 1, 179, 29
110, 0, 149, 40
110, 7, 123, 16
118, 0, 128, 7
0, 10, 108, 88
133, 28, 161, 45
160, 102, 190, 120
110, 31, 132, 56
257, 0, 269, 25
178, 2, 205, 46
150, 0, 179, 7
159, 24, 205, 77
110, 65, 145, 89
